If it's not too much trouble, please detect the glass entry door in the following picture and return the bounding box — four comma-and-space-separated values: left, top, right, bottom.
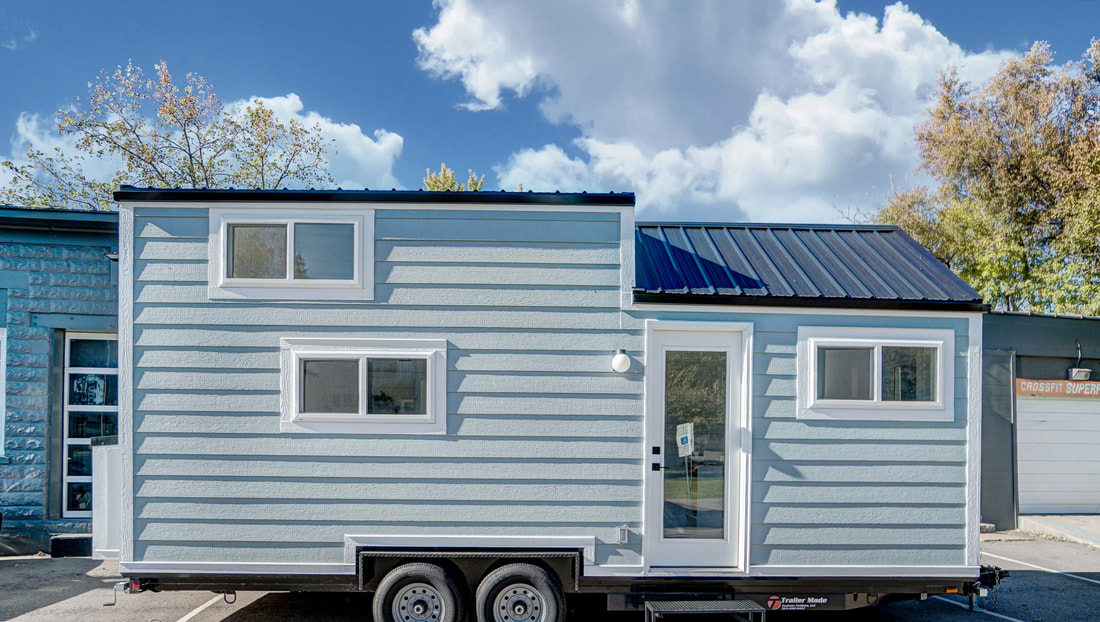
645, 326, 743, 568
62, 333, 118, 518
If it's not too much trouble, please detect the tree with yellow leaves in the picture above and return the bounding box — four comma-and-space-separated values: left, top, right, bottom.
423, 163, 484, 191
2, 61, 333, 210
877, 41, 1100, 313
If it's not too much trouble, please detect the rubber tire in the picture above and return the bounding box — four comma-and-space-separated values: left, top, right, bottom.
372, 562, 466, 622
475, 563, 565, 622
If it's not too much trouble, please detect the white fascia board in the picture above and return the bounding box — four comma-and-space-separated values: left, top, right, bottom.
966, 313, 983, 566
117, 205, 135, 563
619, 206, 635, 309
120, 561, 355, 576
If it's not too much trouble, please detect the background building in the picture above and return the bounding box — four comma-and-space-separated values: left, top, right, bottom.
0, 206, 118, 554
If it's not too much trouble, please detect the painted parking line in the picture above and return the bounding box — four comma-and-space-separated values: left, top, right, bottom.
931, 596, 1029, 622
175, 594, 223, 622
982, 551, 1100, 587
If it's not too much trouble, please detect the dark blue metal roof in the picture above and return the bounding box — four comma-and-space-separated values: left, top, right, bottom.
635, 223, 984, 311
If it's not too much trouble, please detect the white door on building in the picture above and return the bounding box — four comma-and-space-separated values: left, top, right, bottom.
1017, 392, 1100, 514
643, 323, 748, 569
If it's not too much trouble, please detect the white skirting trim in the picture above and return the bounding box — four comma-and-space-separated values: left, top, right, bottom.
750, 565, 980, 578
119, 561, 355, 576
582, 565, 645, 577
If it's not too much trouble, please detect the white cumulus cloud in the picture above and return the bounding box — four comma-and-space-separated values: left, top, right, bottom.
237, 94, 404, 189
3, 111, 121, 180
416, 0, 1015, 222
1, 95, 404, 198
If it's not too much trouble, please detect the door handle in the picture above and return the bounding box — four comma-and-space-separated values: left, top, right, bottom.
651, 463, 672, 471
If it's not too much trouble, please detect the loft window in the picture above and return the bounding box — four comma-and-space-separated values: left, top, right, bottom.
280, 338, 446, 434
798, 326, 954, 421
209, 209, 373, 300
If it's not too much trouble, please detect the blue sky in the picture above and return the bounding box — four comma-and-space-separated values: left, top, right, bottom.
1, 1, 1097, 222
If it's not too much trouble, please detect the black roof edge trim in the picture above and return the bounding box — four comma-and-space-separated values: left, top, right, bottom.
633, 291, 989, 313
0, 208, 118, 232
113, 187, 635, 206
635, 221, 901, 232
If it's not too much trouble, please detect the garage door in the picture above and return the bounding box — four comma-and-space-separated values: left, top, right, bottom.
1017, 394, 1100, 514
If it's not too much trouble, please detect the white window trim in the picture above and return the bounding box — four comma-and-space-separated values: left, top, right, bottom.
797, 326, 955, 422
0, 328, 6, 458
280, 338, 447, 434
208, 208, 374, 300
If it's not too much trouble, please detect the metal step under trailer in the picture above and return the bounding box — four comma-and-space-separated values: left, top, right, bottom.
644, 599, 767, 622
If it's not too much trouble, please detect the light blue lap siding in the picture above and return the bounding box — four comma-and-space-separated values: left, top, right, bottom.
129, 206, 640, 567
630, 309, 971, 568
130, 203, 972, 572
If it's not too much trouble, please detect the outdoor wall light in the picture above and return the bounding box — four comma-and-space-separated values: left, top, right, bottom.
611, 349, 631, 373
1069, 338, 1092, 381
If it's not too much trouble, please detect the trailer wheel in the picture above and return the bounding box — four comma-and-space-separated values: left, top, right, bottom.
372, 562, 466, 622
475, 563, 565, 622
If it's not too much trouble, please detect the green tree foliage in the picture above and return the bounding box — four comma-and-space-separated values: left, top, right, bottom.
423, 162, 484, 191
876, 41, 1100, 313
664, 351, 726, 444
1, 61, 333, 211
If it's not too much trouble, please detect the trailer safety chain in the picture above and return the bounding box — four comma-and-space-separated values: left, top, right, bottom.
978, 579, 1001, 612
970, 565, 1010, 612
222, 591, 237, 604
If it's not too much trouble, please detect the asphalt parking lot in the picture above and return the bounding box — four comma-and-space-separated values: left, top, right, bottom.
2, 531, 1098, 621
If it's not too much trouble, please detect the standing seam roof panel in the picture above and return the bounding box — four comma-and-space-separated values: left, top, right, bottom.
634, 229, 663, 294
632, 222, 982, 307
637, 227, 689, 294
835, 230, 928, 300
683, 227, 742, 295
889, 232, 983, 301
726, 228, 797, 297
857, 230, 952, 301
706, 228, 768, 296
662, 226, 716, 295
792, 229, 875, 299
771, 229, 849, 298
751, 229, 821, 297
817, 229, 902, 300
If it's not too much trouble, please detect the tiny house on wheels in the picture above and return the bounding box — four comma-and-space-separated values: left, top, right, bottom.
111, 187, 1000, 621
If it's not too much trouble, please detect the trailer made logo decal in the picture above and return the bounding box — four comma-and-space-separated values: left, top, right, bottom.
766, 595, 830, 611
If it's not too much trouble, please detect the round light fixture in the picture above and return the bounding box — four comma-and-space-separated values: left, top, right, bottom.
611, 349, 631, 373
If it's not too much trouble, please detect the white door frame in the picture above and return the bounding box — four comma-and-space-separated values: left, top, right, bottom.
642, 320, 752, 572
62, 332, 119, 518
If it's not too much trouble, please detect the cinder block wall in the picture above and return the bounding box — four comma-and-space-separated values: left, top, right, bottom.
1, 238, 117, 552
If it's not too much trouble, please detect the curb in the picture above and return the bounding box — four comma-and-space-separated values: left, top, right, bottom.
1018, 516, 1100, 549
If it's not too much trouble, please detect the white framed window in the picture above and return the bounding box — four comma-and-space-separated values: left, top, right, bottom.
208, 208, 374, 300
280, 338, 447, 434
63, 332, 119, 518
796, 326, 955, 421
